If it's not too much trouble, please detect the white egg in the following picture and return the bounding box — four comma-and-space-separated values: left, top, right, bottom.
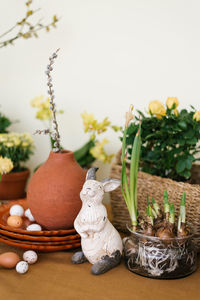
25, 208, 35, 222
26, 224, 42, 231
9, 205, 24, 217
23, 250, 38, 264
16, 261, 29, 274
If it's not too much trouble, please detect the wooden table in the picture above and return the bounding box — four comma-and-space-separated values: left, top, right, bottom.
0, 242, 199, 300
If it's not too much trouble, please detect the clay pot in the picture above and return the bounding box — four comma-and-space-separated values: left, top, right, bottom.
27, 150, 86, 230
0, 169, 30, 200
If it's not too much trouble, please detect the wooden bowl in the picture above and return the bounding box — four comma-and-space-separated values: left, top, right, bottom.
0, 235, 81, 252
0, 200, 76, 236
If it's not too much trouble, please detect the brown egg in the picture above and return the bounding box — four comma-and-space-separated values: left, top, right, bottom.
7, 215, 23, 228
0, 252, 20, 269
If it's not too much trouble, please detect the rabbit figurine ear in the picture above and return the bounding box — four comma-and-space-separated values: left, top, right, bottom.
102, 178, 121, 192
86, 167, 99, 181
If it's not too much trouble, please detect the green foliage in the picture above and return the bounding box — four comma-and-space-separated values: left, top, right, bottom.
125, 107, 200, 181
0, 112, 11, 133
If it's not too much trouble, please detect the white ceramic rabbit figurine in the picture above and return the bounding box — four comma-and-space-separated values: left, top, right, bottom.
72, 167, 123, 275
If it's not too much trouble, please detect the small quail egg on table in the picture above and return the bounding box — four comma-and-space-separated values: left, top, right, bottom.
16, 261, 29, 274
26, 224, 42, 231
7, 216, 23, 228
9, 205, 24, 217
25, 208, 35, 222
23, 250, 38, 264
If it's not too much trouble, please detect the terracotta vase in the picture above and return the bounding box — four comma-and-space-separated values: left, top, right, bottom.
0, 169, 30, 200
27, 150, 86, 230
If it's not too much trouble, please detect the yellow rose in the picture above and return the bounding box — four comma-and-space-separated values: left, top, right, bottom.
166, 97, 179, 109
193, 111, 200, 122
0, 156, 13, 175
149, 100, 166, 119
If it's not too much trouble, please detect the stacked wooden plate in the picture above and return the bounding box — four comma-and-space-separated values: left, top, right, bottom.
0, 199, 81, 252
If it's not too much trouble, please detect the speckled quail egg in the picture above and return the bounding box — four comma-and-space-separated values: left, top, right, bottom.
26, 224, 42, 231
23, 251, 38, 264
9, 204, 24, 217
16, 261, 29, 274
25, 208, 35, 222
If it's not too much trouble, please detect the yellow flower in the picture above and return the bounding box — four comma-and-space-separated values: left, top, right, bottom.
0, 156, 13, 175
5, 142, 14, 147
193, 111, 200, 122
22, 142, 29, 147
96, 117, 111, 134
166, 97, 179, 109
31, 96, 63, 121
81, 112, 97, 133
111, 125, 121, 132
149, 100, 166, 119
30, 95, 44, 108
90, 139, 114, 163
0, 133, 34, 149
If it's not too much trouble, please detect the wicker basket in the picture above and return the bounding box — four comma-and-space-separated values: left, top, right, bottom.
110, 151, 200, 250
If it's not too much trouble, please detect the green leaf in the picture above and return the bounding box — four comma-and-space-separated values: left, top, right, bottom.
177, 139, 185, 146
178, 121, 187, 130
185, 159, 192, 170
176, 160, 186, 173
186, 137, 198, 145
184, 129, 194, 139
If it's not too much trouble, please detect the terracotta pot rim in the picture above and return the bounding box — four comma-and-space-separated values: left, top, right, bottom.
49, 150, 74, 160
1, 169, 30, 182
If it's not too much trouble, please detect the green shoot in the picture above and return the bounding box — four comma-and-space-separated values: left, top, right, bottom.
152, 197, 160, 215
121, 106, 142, 231
169, 203, 175, 225
146, 205, 154, 226
178, 192, 186, 232
163, 190, 170, 217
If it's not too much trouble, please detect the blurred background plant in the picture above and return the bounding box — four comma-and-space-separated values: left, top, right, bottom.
0, 0, 59, 49
30, 97, 120, 168
74, 112, 120, 167
0, 112, 12, 133
0, 132, 34, 172
124, 97, 200, 181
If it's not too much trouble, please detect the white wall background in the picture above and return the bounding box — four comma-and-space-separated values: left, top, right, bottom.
1, 0, 200, 181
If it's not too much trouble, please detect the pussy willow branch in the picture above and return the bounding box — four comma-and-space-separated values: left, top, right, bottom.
45, 48, 61, 153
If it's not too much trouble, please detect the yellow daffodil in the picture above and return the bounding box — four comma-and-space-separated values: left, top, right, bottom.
193, 111, 200, 122
0, 156, 13, 175
90, 138, 114, 163
166, 97, 179, 109
149, 100, 166, 119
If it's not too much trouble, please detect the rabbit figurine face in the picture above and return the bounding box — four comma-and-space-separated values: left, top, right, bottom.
72, 167, 123, 275
80, 180, 104, 205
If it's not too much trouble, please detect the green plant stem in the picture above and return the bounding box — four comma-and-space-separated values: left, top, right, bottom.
121, 123, 141, 230
178, 192, 186, 231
